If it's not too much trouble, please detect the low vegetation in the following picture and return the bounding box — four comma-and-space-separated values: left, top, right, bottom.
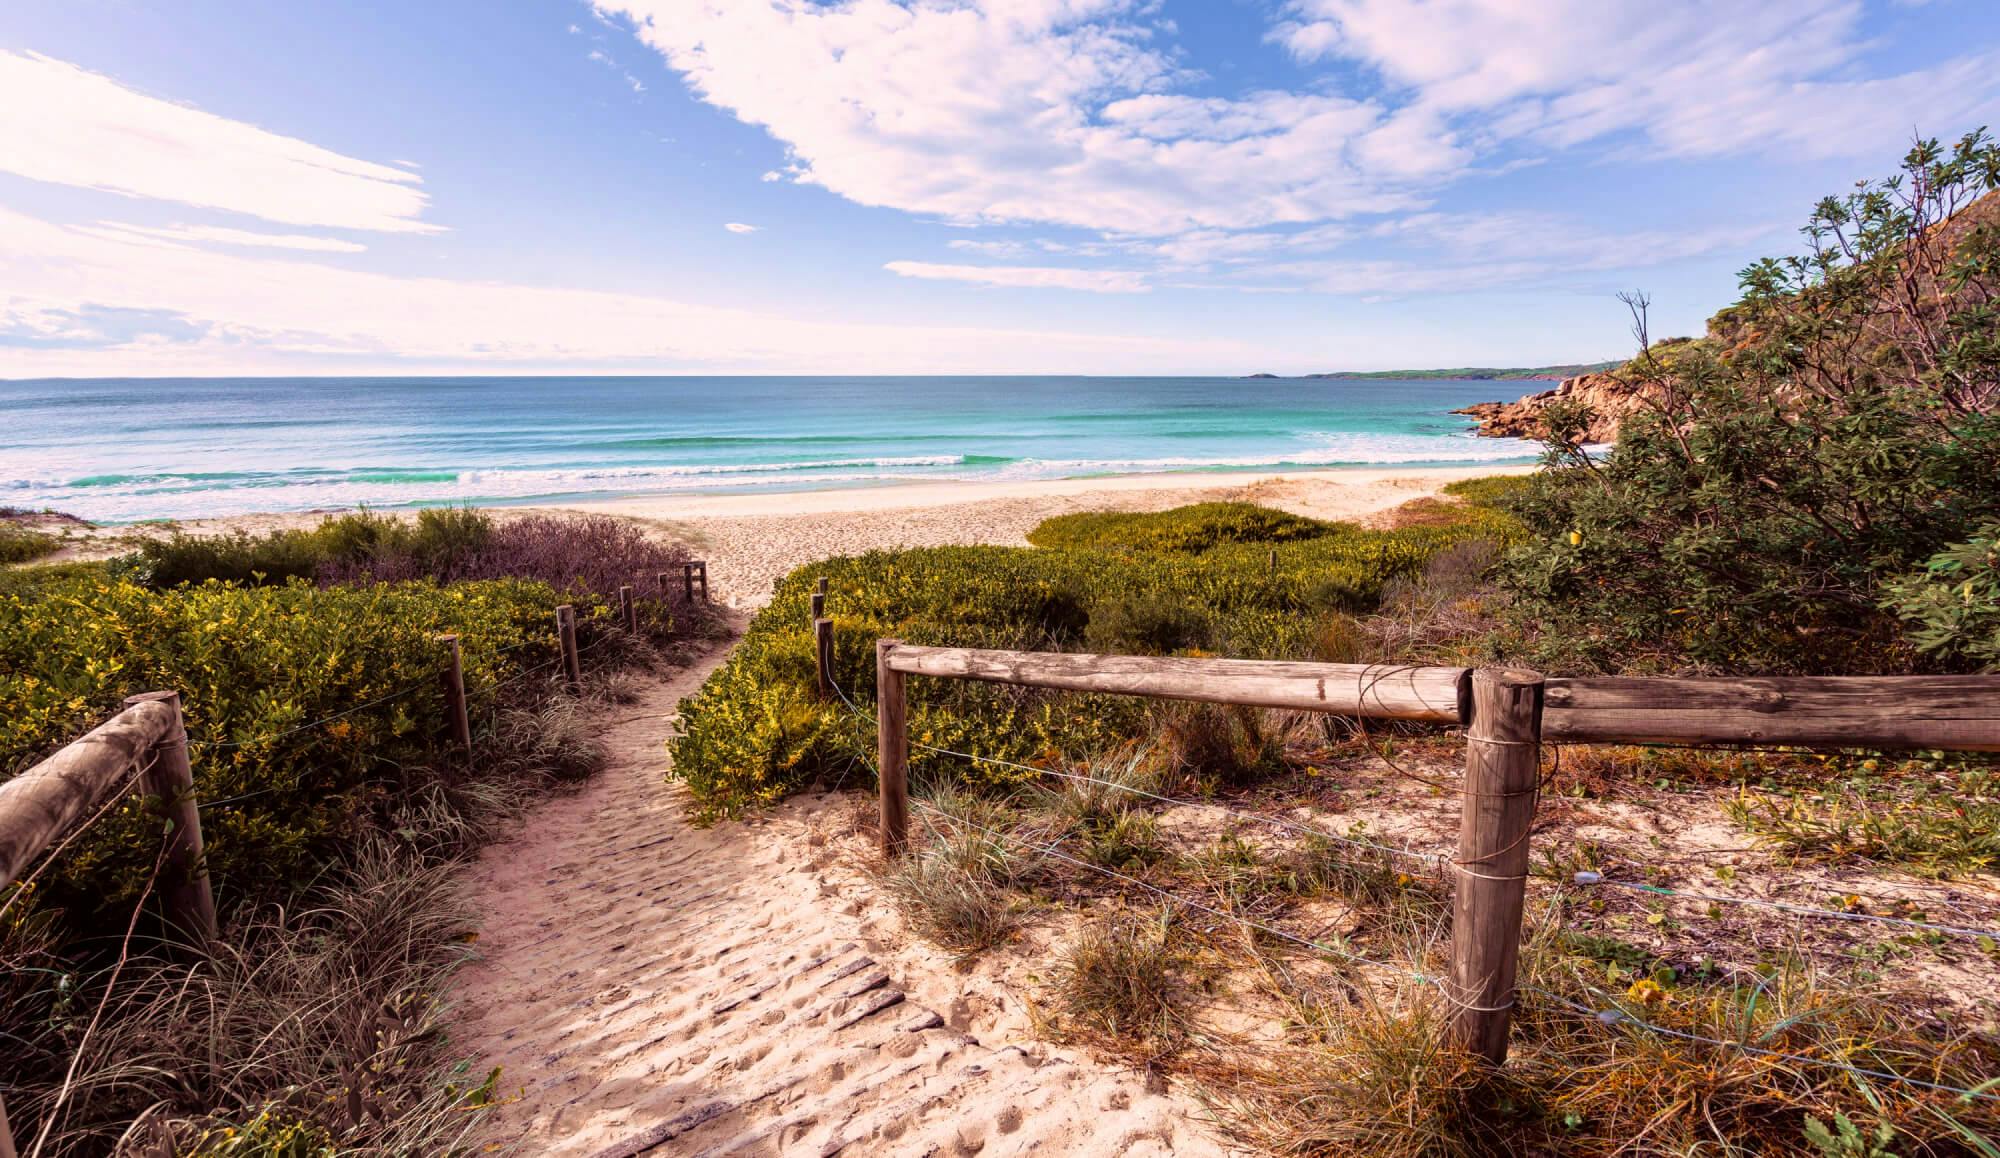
0, 510, 714, 1154
671, 498, 1514, 819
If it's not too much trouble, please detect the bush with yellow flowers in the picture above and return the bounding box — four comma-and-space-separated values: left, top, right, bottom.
671, 497, 1517, 819
0, 569, 586, 929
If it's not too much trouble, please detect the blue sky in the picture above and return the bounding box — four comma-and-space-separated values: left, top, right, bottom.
2, 0, 1998, 376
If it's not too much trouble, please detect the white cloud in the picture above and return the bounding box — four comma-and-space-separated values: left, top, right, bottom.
1245, 212, 1779, 294
600, 0, 2000, 257
0, 50, 438, 233
0, 207, 1241, 373
1275, 0, 2000, 160
723, 222, 760, 234
596, 0, 1438, 234
82, 222, 369, 253
759, 170, 785, 182
884, 261, 1150, 293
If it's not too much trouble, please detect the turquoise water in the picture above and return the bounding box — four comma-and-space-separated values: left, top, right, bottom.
0, 376, 1539, 523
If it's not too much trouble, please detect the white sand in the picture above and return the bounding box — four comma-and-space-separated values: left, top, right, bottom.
452, 632, 1231, 1156
47, 463, 1533, 609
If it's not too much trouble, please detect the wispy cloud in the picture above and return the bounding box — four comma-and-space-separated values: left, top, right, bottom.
1274, 0, 2000, 160
0, 50, 438, 234
83, 222, 369, 253
0, 207, 1244, 373
723, 222, 760, 234
884, 261, 1150, 293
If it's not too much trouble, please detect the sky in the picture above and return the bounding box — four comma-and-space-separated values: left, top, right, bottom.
2, 0, 1998, 377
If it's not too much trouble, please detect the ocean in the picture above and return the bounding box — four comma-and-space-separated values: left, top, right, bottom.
1, 376, 1540, 523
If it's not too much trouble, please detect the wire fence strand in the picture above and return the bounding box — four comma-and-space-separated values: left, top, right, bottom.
1524, 984, 2000, 1103
1572, 872, 2000, 943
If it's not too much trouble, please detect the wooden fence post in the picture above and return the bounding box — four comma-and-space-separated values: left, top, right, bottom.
682, 562, 696, 604
619, 584, 637, 633
556, 604, 581, 688
815, 617, 835, 701
122, 691, 217, 946
816, 576, 828, 598
877, 638, 909, 859
438, 634, 472, 759
696, 561, 710, 602
657, 570, 672, 601
810, 590, 825, 620
1449, 667, 1543, 1064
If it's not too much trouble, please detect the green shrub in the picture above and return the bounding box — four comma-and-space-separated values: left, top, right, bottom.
1440, 474, 1534, 509
0, 523, 62, 564
133, 509, 482, 588
671, 502, 1508, 817
1885, 523, 2000, 669
1499, 133, 2000, 674
0, 572, 583, 928
1027, 501, 1338, 553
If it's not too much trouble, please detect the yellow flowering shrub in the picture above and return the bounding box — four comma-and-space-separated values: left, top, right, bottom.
672, 499, 1516, 818
0, 570, 583, 927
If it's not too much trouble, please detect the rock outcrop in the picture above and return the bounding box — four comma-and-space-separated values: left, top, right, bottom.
1452, 368, 1655, 442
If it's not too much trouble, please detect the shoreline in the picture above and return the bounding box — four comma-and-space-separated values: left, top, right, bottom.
45, 462, 1536, 607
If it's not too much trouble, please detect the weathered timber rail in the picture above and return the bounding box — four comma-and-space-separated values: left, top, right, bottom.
868, 642, 2000, 1066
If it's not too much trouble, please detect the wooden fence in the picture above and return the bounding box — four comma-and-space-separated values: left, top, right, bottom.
863, 641, 2000, 1065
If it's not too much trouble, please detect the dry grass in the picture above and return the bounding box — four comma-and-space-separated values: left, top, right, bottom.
1051, 909, 1190, 1049
881, 788, 1036, 955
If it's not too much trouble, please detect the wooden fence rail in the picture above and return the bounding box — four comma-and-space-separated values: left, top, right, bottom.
871, 641, 2000, 1065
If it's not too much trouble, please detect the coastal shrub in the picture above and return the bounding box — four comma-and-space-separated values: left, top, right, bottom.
671, 500, 1511, 817
1885, 523, 2000, 669
0, 522, 62, 564
1499, 133, 2000, 674
1026, 501, 1338, 553
131, 510, 697, 620
0, 571, 584, 928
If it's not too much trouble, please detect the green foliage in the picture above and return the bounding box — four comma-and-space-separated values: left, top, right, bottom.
0, 571, 577, 928
1026, 501, 1338, 553
1499, 132, 2000, 674
671, 500, 1508, 817
1724, 752, 2000, 875
1885, 523, 2000, 669
1803, 1113, 1898, 1158
1439, 474, 1534, 509
131, 508, 495, 588
187, 1110, 339, 1157
0, 522, 62, 564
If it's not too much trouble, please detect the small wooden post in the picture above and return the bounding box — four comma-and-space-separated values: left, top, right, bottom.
816, 576, 828, 598
1268, 548, 1278, 578
657, 570, 672, 600
1449, 667, 1543, 1064
876, 638, 909, 859
122, 691, 217, 946
556, 604, 581, 688
682, 562, 696, 604
696, 561, 710, 602
438, 634, 472, 758
814, 617, 835, 701
810, 590, 825, 620
619, 584, 637, 633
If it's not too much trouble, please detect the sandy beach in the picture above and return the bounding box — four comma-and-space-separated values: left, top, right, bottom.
47, 463, 1533, 607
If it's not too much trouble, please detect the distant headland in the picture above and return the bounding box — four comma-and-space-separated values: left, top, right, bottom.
1243, 361, 1619, 381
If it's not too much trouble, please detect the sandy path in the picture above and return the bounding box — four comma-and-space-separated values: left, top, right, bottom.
450, 634, 1230, 1157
